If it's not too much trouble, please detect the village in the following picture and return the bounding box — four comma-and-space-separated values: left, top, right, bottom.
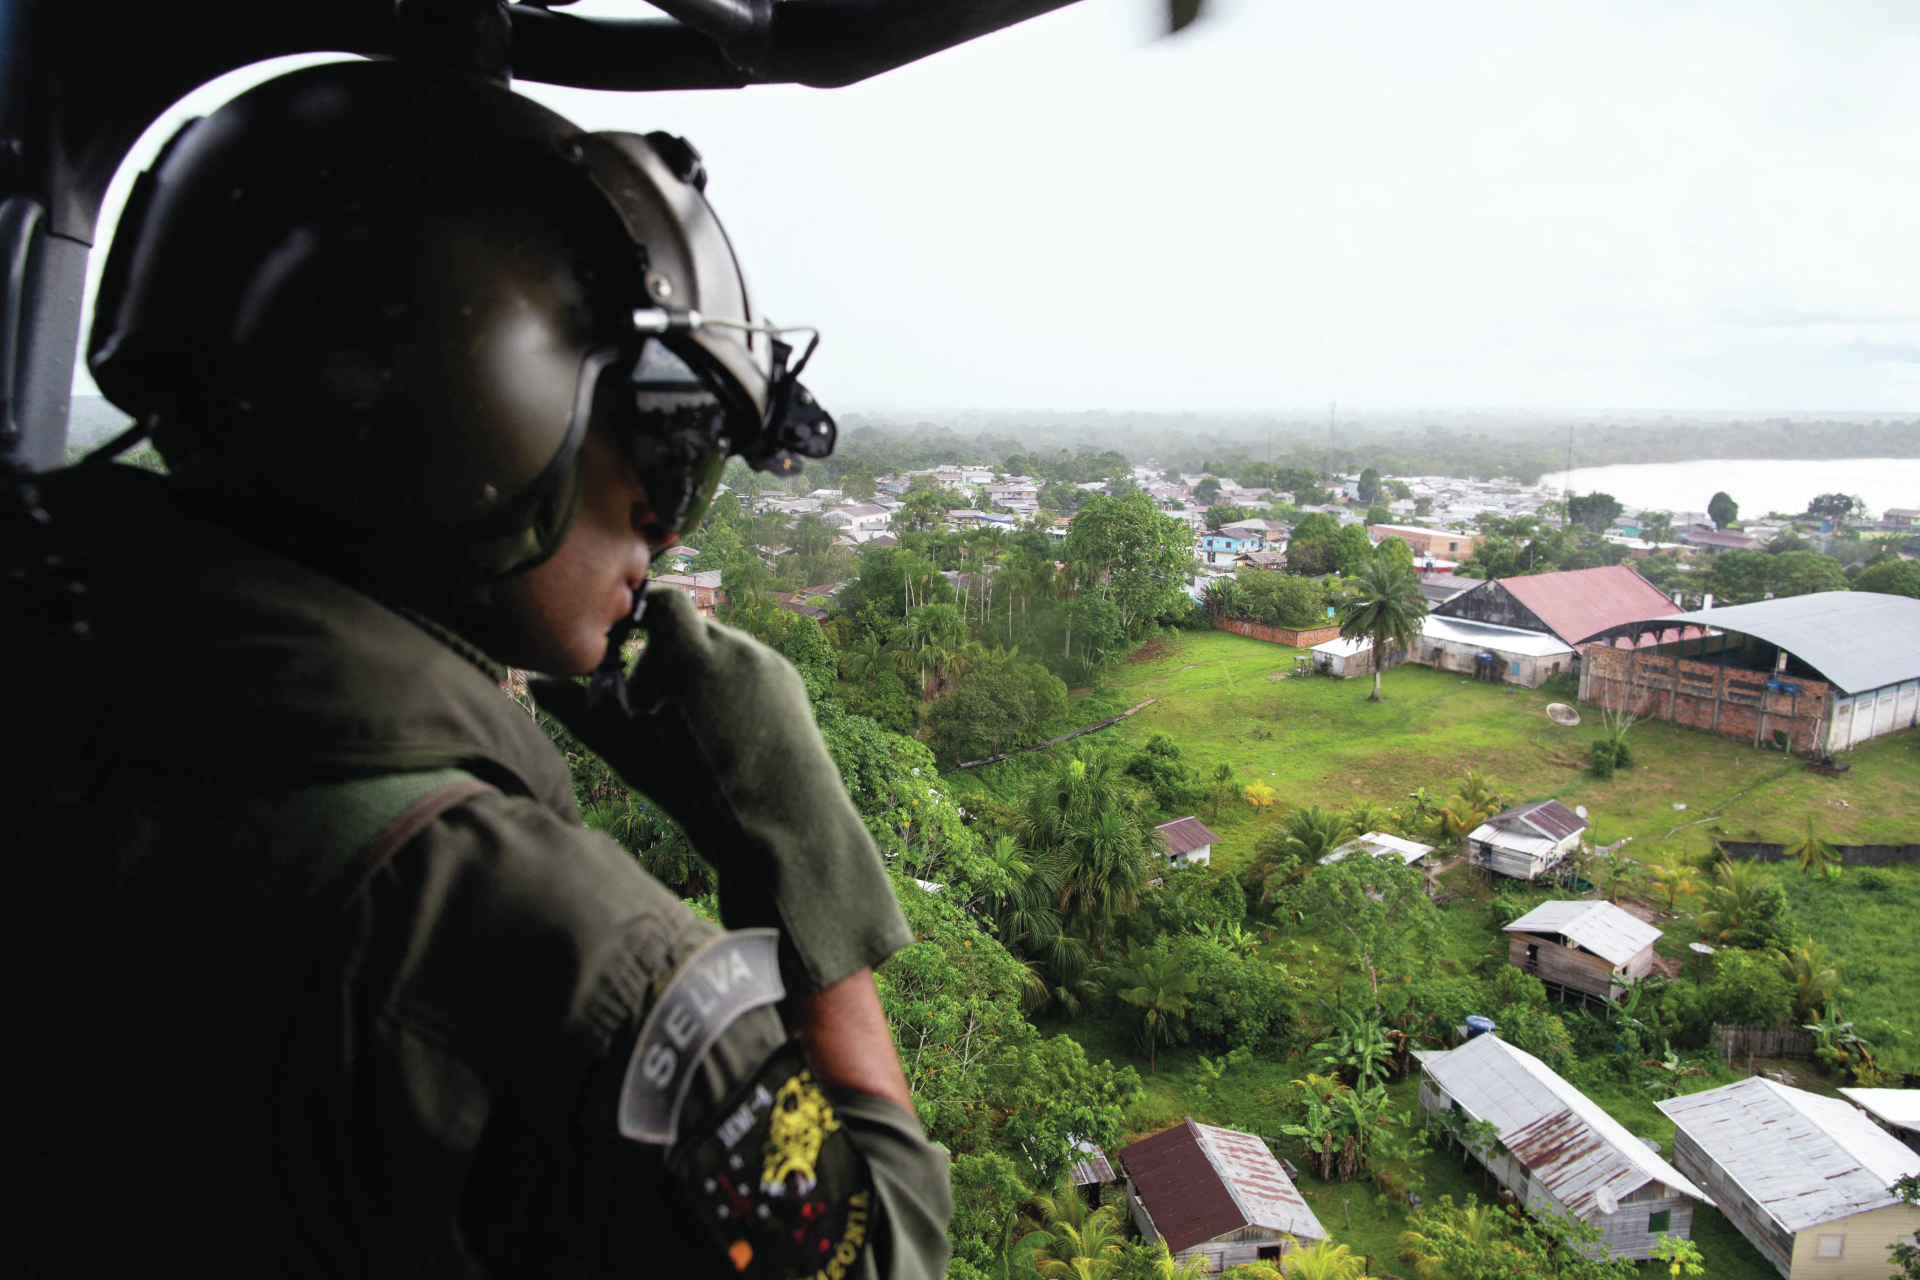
607, 447, 1920, 1280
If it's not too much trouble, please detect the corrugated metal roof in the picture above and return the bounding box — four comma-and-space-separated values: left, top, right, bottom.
1069, 1138, 1117, 1186
1155, 817, 1222, 857
1490, 799, 1588, 842
1116, 1120, 1325, 1251
1422, 1034, 1707, 1215
1323, 832, 1435, 866
1503, 900, 1662, 966
1493, 565, 1679, 648
1420, 614, 1575, 658
1659, 1078, 1920, 1232
1576, 592, 1920, 695
1842, 1087, 1920, 1134
1467, 823, 1559, 858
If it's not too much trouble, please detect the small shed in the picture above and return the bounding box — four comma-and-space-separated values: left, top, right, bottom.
1310, 634, 1374, 679
1154, 817, 1222, 871
1840, 1088, 1920, 1157
1416, 1034, 1709, 1261
1321, 832, 1434, 867
1503, 899, 1662, 1003
1116, 1119, 1327, 1270
1468, 800, 1587, 880
1660, 1078, 1920, 1279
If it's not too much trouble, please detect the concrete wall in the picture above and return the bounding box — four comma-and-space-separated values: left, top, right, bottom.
1828, 680, 1920, 751
1787, 1201, 1920, 1280
1214, 618, 1342, 647
1581, 644, 1833, 755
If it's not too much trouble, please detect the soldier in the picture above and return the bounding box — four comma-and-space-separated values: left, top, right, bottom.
0, 59, 949, 1276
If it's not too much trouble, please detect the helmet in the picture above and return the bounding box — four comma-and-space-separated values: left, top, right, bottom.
88, 58, 833, 605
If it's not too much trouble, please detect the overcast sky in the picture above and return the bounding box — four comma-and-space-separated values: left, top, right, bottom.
77, 0, 1920, 415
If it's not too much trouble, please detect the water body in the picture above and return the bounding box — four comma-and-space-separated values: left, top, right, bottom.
1539, 458, 1920, 521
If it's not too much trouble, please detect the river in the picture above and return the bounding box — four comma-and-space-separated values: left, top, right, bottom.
1538, 457, 1920, 521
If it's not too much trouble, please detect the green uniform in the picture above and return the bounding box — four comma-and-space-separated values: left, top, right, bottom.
0, 465, 950, 1276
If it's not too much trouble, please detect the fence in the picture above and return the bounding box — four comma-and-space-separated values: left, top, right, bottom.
1713, 1024, 1816, 1062
1718, 840, 1920, 868
1213, 618, 1343, 648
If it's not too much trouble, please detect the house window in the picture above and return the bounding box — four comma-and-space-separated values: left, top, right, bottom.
1257, 1247, 1281, 1261
1509, 662, 1520, 676
1816, 1235, 1845, 1260
1647, 1210, 1671, 1236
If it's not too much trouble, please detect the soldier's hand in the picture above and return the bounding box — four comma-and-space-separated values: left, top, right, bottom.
530, 584, 910, 995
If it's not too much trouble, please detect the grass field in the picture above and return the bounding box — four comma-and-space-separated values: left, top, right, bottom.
1085, 627, 1918, 869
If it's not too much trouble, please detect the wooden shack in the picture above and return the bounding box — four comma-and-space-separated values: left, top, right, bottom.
1661, 1078, 1920, 1279
1417, 1034, 1708, 1262
1115, 1119, 1326, 1271
1468, 799, 1587, 880
1503, 899, 1662, 1003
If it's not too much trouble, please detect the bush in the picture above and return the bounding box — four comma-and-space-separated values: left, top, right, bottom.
1588, 740, 1615, 779
1726, 880, 1795, 952
1124, 733, 1203, 818
1703, 948, 1795, 1029
1185, 939, 1295, 1050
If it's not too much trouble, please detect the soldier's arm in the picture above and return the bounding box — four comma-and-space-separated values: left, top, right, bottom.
285, 790, 949, 1280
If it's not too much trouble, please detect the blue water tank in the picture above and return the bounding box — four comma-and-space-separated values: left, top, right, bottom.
1465, 1015, 1497, 1040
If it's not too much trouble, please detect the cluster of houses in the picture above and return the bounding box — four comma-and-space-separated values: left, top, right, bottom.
1082, 875, 1920, 1276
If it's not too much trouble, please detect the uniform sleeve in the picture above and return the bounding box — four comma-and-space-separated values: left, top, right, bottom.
282, 788, 950, 1280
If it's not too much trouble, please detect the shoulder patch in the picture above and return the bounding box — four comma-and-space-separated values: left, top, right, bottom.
619, 927, 785, 1145
670, 1040, 874, 1280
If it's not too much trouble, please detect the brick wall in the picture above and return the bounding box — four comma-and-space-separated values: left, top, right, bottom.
1580, 643, 1831, 754
1214, 618, 1343, 648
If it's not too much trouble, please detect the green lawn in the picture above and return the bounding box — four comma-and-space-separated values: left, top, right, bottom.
1087, 628, 1920, 873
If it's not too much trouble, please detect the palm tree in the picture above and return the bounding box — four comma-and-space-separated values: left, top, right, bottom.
1017, 753, 1158, 924
1112, 939, 1200, 1074
1200, 577, 1247, 621
1337, 547, 1429, 701
1279, 1238, 1370, 1280
1779, 936, 1844, 1020
1020, 1185, 1128, 1280
1646, 848, 1700, 911
1695, 858, 1770, 944
1397, 1201, 1510, 1280
1784, 817, 1842, 879
1146, 1241, 1210, 1280
1343, 800, 1399, 837
840, 634, 888, 688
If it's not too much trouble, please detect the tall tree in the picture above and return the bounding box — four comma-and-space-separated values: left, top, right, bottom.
1111, 939, 1200, 1074
1708, 490, 1739, 529
1063, 493, 1195, 641
1337, 547, 1429, 701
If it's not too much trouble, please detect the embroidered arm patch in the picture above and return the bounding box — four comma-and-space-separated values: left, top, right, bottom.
619, 928, 785, 1145
669, 1040, 875, 1280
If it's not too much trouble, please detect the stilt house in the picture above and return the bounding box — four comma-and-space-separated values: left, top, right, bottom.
1415, 1034, 1709, 1261
1468, 799, 1587, 880
1503, 899, 1662, 1003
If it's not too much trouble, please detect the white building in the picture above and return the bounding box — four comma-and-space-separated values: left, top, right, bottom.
1841, 1088, 1920, 1156
1153, 817, 1220, 870
1661, 1078, 1920, 1279
821, 503, 892, 542
1321, 831, 1433, 867
1417, 1034, 1709, 1261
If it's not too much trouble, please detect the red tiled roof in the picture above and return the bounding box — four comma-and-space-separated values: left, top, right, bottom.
1155, 817, 1222, 857
1495, 566, 1677, 649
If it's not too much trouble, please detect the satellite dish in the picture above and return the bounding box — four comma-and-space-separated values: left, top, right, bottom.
1595, 1186, 1619, 1215
1545, 703, 1581, 727
1575, 805, 1588, 820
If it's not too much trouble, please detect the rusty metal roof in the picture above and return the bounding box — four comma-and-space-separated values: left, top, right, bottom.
1493, 565, 1678, 648
1116, 1120, 1325, 1252
1489, 799, 1587, 843
1155, 817, 1222, 858
1421, 1035, 1707, 1216
1069, 1139, 1116, 1187
1660, 1078, 1920, 1233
